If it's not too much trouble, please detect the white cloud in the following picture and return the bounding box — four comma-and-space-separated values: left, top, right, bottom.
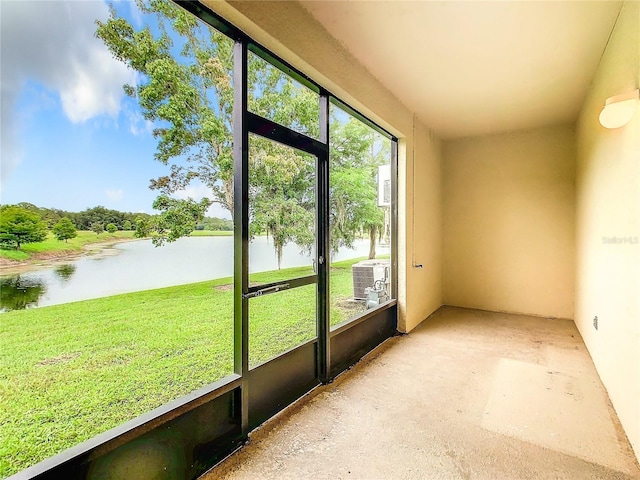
172, 184, 231, 219
207, 202, 232, 220
173, 184, 212, 201
125, 106, 153, 136
0, 0, 137, 183
106, 189, 124, 201
59, 48, 133, 123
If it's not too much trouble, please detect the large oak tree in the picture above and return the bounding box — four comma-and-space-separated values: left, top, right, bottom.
97, 0, 388, 263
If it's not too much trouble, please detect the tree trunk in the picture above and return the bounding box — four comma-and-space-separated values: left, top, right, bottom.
224, 178, 234, 217
368, 226, 376, 259
276, 244, 283, 270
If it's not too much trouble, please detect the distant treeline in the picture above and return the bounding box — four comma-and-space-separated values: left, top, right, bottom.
194, 217, 233, 231
3, 203, 232, 231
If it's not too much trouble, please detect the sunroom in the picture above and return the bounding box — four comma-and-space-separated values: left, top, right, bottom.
3, 0, 639, 479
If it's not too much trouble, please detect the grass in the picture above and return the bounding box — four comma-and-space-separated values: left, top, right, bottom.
189, 229, 233, 237
0, 250, 29, 262
0, 258, 369, 477
0, 231, 136, 262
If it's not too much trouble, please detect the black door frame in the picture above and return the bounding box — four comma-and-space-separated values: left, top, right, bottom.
233, 43, 331, 432
231, 37, 399, 434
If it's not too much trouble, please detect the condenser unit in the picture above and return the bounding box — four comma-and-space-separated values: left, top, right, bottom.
352, 259, 390, 300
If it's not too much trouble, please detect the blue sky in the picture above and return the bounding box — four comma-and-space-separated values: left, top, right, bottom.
0, 0, 231, 218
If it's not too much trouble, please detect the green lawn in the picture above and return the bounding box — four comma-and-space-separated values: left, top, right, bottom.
0, 258, 368, 477
0, 230, 234, 263
188, 229, 233, 237
0, 230, 137, 262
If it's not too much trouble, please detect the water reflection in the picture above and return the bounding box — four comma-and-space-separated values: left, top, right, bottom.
54, 264, 76, 283
0, 237, 378, 313
0, 275, 47, 312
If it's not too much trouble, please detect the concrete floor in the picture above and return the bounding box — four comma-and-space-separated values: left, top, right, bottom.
202, 306, 640, 480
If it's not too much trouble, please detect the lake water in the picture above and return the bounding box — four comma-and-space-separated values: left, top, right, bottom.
0, 236, 381, 312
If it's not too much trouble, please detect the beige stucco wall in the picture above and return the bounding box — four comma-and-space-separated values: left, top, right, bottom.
442, 125, 576, 319
575, 0, 640, 460
204, 1, 443, 331
402, 121, 443, 332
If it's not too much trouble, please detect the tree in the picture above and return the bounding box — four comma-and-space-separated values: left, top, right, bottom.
329, 117, 389, 258
96, 1, 232, 234
90, 222, 104, 235
249, 137, 315, 269
123, 220, 132, 231
96, 0, 316, 255
200, 216, 232, 231
75, 206, 126, 231
52, 217, 78, 242
106, 223, 118, 233
96, 0, 386, 263
134, 216, 152, 238
0, 205, 48, 250
151, 195, 210, 245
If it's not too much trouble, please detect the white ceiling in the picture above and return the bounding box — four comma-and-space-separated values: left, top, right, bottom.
300, 1, 623, 139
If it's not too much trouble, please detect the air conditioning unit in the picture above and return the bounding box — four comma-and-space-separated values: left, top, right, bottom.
352, 259, 390, 300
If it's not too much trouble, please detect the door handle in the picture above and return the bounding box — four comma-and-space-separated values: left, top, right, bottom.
243, 283, 290, 299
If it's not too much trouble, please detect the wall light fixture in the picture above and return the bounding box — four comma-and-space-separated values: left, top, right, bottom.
599, 89, 639, 129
